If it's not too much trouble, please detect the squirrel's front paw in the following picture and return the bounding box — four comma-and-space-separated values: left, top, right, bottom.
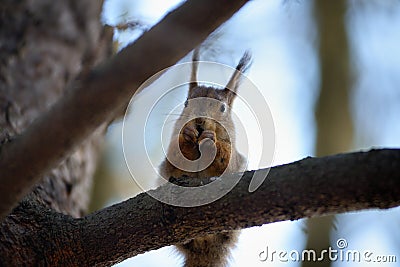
198, 130, 216, 143
181, 126, 199, 144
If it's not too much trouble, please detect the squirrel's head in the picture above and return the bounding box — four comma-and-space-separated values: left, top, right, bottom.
179, 49, 252, 139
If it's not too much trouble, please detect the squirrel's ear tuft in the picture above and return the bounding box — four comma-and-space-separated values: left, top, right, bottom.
189, 48, 200, 93
224, 51, 252, 103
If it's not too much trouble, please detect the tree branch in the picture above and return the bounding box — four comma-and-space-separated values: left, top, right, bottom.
2, 149, 398, 266
81, 149, 400, 265
0, 0, 250, 220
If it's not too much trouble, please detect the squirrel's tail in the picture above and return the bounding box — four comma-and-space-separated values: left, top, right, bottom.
177, 232, 238, 267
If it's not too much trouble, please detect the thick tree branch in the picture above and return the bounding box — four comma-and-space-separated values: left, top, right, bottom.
2, 149, 398, 266
0, 0, 250, 220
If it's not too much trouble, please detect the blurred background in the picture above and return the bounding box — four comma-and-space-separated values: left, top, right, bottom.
90, 0, 400, 266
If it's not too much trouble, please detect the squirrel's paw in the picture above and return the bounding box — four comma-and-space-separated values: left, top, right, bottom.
181, 126, 198, 144
198, 130, 216, 143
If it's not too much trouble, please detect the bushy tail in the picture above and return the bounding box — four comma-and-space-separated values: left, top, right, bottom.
177, 232, 238, 267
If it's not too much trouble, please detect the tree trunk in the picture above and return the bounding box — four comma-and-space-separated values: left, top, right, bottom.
0, 0, 109, 263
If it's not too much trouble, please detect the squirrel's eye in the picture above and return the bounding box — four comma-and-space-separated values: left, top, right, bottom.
220, 104, 226, 113
184, 100, 188, 108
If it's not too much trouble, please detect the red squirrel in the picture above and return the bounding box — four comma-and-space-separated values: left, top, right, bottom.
159, 48, 251, 267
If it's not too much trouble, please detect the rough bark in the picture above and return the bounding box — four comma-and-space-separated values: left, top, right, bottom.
1, 149, 399, 266
0, 0, 110, 264
0, 0, 108, 216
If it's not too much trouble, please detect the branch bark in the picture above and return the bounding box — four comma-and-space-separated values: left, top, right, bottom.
1, 149, 399, 266
0, 0, 250, 220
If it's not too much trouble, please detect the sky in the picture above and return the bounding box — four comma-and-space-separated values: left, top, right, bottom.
101, 0, 400, 266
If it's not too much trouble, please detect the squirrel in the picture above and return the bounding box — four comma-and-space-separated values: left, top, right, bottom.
159, 48, 251, 267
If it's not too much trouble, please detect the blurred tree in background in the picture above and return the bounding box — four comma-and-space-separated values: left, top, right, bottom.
303, 1, 353, 266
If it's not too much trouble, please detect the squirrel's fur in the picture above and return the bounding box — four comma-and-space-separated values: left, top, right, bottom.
159, 48, 251, 267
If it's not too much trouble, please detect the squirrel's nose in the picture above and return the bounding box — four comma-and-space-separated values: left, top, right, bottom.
195, 118, 204, 126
